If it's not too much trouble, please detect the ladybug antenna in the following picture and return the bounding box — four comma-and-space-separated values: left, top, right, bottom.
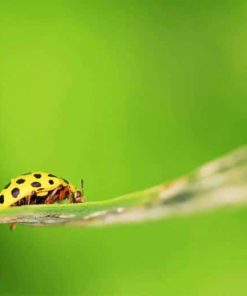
81, 179, 84, 194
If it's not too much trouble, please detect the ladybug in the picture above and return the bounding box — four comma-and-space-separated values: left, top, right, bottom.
0, 172, 84, 209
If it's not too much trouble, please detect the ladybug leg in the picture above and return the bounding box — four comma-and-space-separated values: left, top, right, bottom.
27, 191, 36, 205
58, 186, 67, 202
44, 185, 63, 204
44, 192, 58, 204
58, 186, 74, 204
68, 189, 74, 204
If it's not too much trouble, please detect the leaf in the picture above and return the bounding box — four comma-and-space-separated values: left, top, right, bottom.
0, 146, 247, 227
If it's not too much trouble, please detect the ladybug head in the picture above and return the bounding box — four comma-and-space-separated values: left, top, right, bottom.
73, 179, 84, 203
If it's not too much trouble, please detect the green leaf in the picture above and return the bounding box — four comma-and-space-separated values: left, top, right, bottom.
1, 146, 247, 227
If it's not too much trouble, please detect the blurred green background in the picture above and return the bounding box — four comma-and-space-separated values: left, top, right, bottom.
0, 1, 247, 295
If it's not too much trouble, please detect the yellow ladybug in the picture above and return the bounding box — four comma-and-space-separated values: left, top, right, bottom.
0, 172, 84, 209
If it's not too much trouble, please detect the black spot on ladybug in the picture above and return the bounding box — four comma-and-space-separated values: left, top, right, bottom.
11, 188, 20, 198
16, 178, 25, 184
4, 183, 10, 189
48, 174, 57, 178
49, 180, 54, 185
0, 195, 4, 203
37, 187, 44, 191
34, 173, 41, 179
63, 178, 69, 184
31, 182, 41, 188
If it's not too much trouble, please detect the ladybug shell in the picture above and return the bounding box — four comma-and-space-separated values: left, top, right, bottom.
0, 172, 75, 209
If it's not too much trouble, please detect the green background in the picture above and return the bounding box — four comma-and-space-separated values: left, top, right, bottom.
0, 1, 247, 295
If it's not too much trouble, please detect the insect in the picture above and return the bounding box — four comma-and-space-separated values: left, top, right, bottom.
0, 172, 84, 209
